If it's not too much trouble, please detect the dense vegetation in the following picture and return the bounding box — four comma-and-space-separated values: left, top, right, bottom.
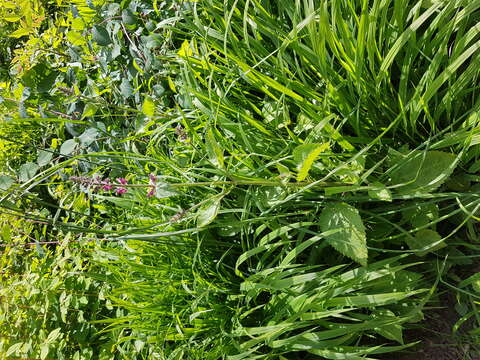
1, 0, 479, 359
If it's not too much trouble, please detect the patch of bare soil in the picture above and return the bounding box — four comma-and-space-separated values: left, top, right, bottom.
394, 292, 479, 360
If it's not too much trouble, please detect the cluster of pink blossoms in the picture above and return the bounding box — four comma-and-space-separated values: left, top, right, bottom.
70, 174, 157, 197
69, 175, 128, 195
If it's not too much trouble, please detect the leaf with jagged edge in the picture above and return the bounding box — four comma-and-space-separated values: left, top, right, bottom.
388, 150, 457, 194
319, 202, 368, 266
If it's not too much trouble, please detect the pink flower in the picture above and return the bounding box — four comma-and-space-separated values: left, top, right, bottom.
147, 188, 155, 198
102, 184, 113, 191
117, 178, 128, 185
116, 187, 127, 195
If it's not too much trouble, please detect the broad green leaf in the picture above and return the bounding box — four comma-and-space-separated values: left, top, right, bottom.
293, 143, 329, 181
92, 25, 111, 46
46, 327, 62, 343
60, 139, 78, 155
122, 9, 137, 25
66, 30, 85, 46
9, 28, 30, 38
6, 342, 23, 357
319, 202, 368, 266
388, 150, 457, 194
40, 343, 49, 360
155, 182, 177, 199
197, 196, 222, 227
81, 103, 98, 119
79, 128, 99, 146
0, 175, 15, 190
37, 150, 53, 167
372, 310, 403, 344
18, 162, 39, 182
368, 182, 392, 202
406, 229, 445, 256
120, 78, 133, 98
403, 203, 439, 229
142, 96, 155, 117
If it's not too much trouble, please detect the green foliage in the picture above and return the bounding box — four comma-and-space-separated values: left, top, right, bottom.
319, 202, 368, 266
1, 0, 480, 359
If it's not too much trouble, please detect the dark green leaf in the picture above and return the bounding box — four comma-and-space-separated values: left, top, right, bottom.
92, 25, 111, 46
120, 78, 133, 98
122, 9, 137, 25
388, 150, 457, 194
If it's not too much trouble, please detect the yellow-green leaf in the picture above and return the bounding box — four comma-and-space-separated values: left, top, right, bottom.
293, 143, 330, 181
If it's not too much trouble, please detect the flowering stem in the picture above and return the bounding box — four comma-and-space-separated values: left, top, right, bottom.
70, 180, 347, 188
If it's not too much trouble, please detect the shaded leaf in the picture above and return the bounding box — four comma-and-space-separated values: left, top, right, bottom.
37, 150, 53, 167
197, 196, 222, 227
368, 182, 392, 202
0, 175, 15, 190
92, 25, 111, 46
388, 150, 457, 194
60, 139, 78, 155
122, 9, 137, 25
120, 78, 133, 98
319, 202, 368, 266
18, 162, 39, 182
406, 229, 445, 256
79, 128, 99, 146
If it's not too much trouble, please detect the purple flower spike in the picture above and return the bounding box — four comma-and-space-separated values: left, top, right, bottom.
117, 178, 128, 185
116, 187, 128, 195
149, 173, 157, 183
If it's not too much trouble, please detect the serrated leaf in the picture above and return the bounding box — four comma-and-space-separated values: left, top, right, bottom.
406, 229, 445, 256
293, 143, 329, 181
368, 182, 392, 202
60, 139, 78, 155
388, 150, 457, 194
37, 150, 53, 167
81, 103, 98, 119
142, 96, 155, 117
18, 162, 39, 182
197, 196, 222, 227
120, 78, 133, 98
0, 175, 15, 190
319, 202, 368, 266
92, 25, 111, 46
